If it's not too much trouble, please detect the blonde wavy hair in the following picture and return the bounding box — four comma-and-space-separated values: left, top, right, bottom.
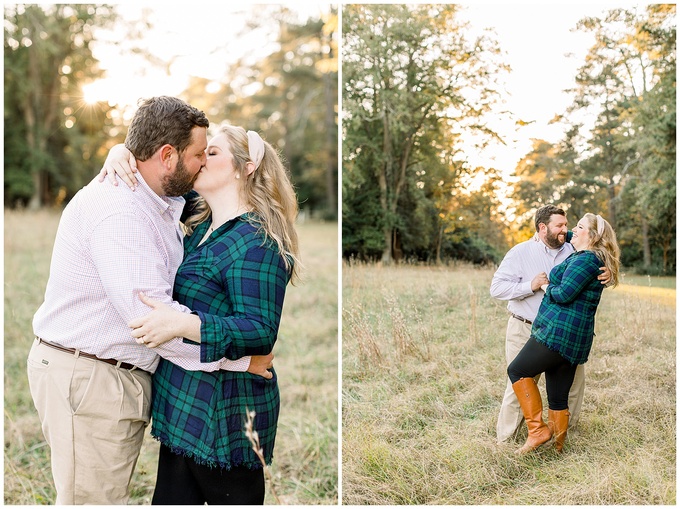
184, 125, 302, 284
582, 213, 620, 288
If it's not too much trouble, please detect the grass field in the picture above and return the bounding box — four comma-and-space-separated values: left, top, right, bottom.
342, 261, 676, 505
620, 273, 676, 289
4, 208, 338, 505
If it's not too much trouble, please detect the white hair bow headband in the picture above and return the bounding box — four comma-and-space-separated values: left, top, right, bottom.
595, 214, 605, 237
247, 130, 265, 169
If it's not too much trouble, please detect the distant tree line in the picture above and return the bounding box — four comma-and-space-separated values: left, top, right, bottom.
180, 6, 338, 219
4, 4, 338, 220
342, 4, 675, 275
4, 5, 118, 209
515, 5, 675, 274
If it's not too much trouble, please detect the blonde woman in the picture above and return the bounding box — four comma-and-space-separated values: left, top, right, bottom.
506, 213, 619, 455
102, 124, 300, 504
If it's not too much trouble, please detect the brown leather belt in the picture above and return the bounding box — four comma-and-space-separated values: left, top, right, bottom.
511, 314, 533, 325
36, 337, 150, 375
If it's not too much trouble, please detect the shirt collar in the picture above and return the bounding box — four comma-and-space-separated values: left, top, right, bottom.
532, 232, 568, 254
133, 171, 185, 219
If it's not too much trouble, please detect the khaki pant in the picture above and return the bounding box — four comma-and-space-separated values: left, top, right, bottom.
27, 338, 151, 504
496, 317, 585, 443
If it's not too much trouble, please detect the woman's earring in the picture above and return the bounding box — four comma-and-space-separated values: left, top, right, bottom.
236, 173, 240, 179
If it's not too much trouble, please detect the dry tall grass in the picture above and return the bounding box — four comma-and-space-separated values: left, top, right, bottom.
342, 261, 675, 505
4, 208, 338, 505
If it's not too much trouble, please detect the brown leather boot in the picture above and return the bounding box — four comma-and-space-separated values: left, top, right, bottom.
511, 378, 552, 454
548, 409, 570, 453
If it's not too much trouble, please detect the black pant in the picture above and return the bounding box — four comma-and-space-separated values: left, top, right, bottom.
507, 336, 578, 411
152, 443, 265, 505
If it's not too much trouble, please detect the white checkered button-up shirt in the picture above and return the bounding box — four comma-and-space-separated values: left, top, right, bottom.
32, 173, 249, 374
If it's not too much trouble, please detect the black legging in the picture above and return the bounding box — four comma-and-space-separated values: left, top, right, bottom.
507, 336, 578, 411
152, 443, 265, 505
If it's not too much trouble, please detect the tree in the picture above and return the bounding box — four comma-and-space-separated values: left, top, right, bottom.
181, 6, 338, 219
4, 4, 118, 207
343, 4, 509, 263
512, 6, 675, 273
513, 139, 572, 211
620, 5, 676, 271
569, 6, 676, 272
437, 167, 509, 264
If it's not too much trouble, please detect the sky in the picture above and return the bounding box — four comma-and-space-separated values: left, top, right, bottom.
83, 3, 333, 118
457, 3, 618, 179
84, 3, 621, 176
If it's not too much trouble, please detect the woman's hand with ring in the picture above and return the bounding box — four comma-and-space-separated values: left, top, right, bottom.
129, 293, 182, 348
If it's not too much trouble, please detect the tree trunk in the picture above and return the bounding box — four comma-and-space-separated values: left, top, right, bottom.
662, 242, 668, 272
606, 177, 617, 232
435, 223, 443, 265
378, 161, 392, 263
25, 16, 43, 210
322, 30, 337, 217
641, 213, 651, 268
661, 222, 673, 273
392, 229, 403, 262
323, 68, 337, 216
381, 228, 392, 264
379, 97, 393, 264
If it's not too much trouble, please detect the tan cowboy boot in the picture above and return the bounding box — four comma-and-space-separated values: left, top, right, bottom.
548, 409, 570, 453
511, 378, 552, 454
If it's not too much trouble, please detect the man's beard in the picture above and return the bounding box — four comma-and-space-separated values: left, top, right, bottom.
545, 229, 566, 249
161, 157, 197, 196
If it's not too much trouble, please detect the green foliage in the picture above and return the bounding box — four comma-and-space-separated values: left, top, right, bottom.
3, 120, 33, 205
512, 5, 675, 274
181, 7, 338, 219
4, 4, 118, 207
342, 170, 385, 260
4, 5, 336, 217
342, 4, 510, 264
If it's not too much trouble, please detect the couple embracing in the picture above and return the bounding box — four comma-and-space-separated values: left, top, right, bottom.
28, 96, 300, 504
491, 205, 620, 454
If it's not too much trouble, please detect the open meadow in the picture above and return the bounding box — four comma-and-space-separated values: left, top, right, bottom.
342, 261, 675, 505
4, 208, 338, 505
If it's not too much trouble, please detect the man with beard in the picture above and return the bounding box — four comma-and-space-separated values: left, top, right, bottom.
27, 97, 268, 504
490, 205, 608, 445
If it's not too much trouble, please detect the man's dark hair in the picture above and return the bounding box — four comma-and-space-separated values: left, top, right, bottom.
125, 96, 209, 161
534, 204, 566, 232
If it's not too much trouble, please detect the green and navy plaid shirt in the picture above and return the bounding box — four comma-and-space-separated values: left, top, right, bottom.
150, 213, 290, 470
531, 250, 605, 365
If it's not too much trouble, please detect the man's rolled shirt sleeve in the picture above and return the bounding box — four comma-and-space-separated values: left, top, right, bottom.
490, 246, 535, 301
